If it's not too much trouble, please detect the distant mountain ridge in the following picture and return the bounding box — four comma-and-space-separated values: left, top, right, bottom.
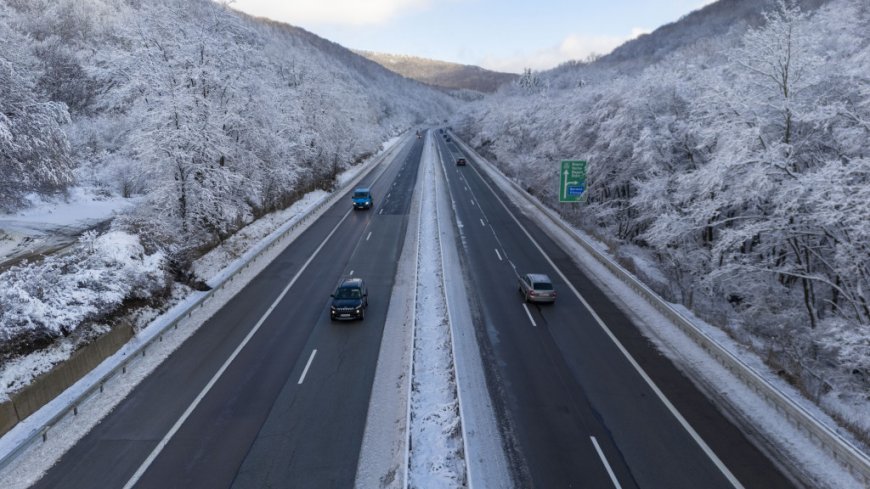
600, 0, 832, 67
355, 50, 517, 93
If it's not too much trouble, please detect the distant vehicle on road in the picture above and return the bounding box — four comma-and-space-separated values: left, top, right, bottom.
456, 157, 467, 166
330, 277, 368, 320
518, 273, 556, 303
352, 188, 373, 210
445, 136, 451, 142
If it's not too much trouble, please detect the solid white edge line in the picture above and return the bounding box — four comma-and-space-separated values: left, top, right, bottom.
466, 159, 745, 489
298, 350, 317, 385
591, 436, 623, 489
122, 206, 355, 489
494, 249, 502, 261
521, 303, 537, 327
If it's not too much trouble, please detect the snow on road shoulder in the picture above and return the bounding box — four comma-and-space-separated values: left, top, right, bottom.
408, 139, 467, 488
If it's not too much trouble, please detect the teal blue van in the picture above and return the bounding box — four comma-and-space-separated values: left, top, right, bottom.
352, 188, 373, 210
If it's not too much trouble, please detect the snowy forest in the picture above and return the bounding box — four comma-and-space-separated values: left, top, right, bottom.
0, 0, 453, 362
454, 0, 870, 438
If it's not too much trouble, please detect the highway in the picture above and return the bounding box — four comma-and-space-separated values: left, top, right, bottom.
25, 129, 796, 489
432, 132, 795, 489
31, 135, 423, 489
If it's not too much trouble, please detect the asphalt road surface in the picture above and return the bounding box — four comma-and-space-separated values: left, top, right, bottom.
433, 131, 795, 489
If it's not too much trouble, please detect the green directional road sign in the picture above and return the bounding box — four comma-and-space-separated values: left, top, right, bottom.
559, 160, 587, 203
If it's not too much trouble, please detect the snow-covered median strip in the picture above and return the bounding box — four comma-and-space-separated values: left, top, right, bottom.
408, 136, 467, 488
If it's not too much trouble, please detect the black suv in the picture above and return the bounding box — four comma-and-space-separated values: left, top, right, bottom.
330, 278, 368, 320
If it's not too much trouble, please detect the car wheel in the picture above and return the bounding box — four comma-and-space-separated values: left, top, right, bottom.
360, 308, 366, 320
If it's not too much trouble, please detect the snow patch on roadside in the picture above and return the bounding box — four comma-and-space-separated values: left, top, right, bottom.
408, 143, 466, 488
0, 188, 137, 266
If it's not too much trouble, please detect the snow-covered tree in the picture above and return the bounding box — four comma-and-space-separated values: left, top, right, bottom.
0, 11, 74, 211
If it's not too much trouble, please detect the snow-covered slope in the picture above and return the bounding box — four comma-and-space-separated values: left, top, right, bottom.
0, 0, 453, 363
454, 0, 870, 444
355, 50, 518, 93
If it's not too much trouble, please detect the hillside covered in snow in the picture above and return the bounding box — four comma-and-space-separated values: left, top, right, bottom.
454, 0, 870, 441
355, 50, 518, 93
0, 0, 453, 363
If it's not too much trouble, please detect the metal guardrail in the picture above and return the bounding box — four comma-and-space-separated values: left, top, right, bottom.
0, 133, 411, 473
451, 133, 870, 486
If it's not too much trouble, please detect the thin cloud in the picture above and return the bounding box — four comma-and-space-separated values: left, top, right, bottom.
227, 0, 431, 26
480, 28, 649, 73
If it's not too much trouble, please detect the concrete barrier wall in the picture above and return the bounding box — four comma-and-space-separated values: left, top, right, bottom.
0, 323, 134, 437
0, 401, 17, 438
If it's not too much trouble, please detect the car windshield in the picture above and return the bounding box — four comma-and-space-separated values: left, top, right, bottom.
335, 287, 361, 299
353, 192, 369, 199
533, 282, 553, 291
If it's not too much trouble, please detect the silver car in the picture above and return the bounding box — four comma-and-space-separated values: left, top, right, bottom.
518, 273, 556, 303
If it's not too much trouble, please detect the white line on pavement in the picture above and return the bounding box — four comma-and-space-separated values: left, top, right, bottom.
522, 303, 536, 327
494, 249, 502, 261
591, 436, 622, 489
298, 350, 317, 384
366, 231, 372, 241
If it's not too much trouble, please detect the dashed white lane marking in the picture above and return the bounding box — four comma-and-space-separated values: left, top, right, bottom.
591, 436, 622, 489
470, 199, 475, 206
379, 208, 384, 215
298, 349, 317, 385
522, 303, 536, 327
480, 218, 486, 227
366, 231, 372, 241
349, 270, 354, 276
494, 249, 503, 261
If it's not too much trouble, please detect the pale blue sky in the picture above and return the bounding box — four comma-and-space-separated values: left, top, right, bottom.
227, 0, 713, 73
